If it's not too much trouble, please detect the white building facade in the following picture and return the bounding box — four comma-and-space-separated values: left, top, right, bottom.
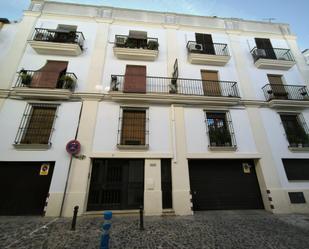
0, 0, 309, 217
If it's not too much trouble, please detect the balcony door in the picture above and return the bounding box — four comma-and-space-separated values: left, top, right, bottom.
255, 38, 276, 59
124, 65, 146, 93
267, 74, 288, 99
201, 70, 221, 96
31, 61, 68, 88
195, 33, 215, 55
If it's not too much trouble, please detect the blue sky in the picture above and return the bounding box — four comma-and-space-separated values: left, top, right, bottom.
1, 0, 308, 50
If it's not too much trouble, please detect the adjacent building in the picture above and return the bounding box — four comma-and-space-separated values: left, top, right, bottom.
0, 0, 309, 217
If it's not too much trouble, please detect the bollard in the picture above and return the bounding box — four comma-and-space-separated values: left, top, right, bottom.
71, 205, 79, 231
100, 211, 112, 249
139, 206, 144, 231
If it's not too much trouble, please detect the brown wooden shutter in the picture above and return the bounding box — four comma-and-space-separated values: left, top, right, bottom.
31, 61, 68, 88
201, 70, 221, 96
124, 65, 146, 93
195, 33, 215, 55
267, 74, 287, 99
121, 110, 146, 145
21, 106, 56, 144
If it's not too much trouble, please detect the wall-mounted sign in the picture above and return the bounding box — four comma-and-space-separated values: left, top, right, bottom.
242, 163, 251, 174
40, 163, 49, 176
66, 140, 81, 155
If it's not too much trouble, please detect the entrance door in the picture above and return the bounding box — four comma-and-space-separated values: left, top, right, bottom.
255, 38, 276, 59
161, 159, 172, 209
0, 162, 55, 215
87, 159, 144, 211
267, 74, 288, 99
196, 33, 215, 55
201, 70, 221, 96
189, 159, 264, 210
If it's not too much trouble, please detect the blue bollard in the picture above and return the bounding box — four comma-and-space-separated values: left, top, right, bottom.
100, 211, 112, 249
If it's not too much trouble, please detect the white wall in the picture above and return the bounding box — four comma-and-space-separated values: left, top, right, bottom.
0, 99, 81, 193
185, 107, 257, 154
13, 18, 98, 92
260, 108, 309, 189
92, 102, 171, 153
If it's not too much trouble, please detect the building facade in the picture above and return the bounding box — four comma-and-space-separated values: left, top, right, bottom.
0, 0, 309, 217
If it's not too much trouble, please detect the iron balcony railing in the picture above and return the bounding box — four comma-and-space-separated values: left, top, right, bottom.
262, 84, 309, 101
110, 75, 240, 98
114, 35, 159, 50
251, 47, 294, 62
186, 41, 230, 56
15, 70, 77, 91
32, 28, 85, 49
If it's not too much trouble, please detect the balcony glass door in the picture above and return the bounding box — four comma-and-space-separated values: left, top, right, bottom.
255, 38, 276, 59
267, 74, 288, 99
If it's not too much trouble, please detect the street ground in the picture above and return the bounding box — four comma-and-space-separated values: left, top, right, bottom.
1, 210, 309, 249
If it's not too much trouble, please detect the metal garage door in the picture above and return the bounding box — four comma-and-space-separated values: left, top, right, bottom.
0, 162, 55, 215
189, 159, 264, 210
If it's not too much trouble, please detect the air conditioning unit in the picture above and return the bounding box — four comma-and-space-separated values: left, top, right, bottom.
115, 36, 127, 45
189, 43, 203, 52
254, 49, 266, 57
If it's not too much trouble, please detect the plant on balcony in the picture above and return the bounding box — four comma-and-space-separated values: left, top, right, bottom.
60, 75, 75, 90
209, 127, 232, 147
147, 40, 159, 50
19, 70, 32, 86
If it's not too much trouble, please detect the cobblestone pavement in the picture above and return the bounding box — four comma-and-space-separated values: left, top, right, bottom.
1, 210, 309, 249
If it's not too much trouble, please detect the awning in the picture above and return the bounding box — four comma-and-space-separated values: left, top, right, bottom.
129, 30, 147, 39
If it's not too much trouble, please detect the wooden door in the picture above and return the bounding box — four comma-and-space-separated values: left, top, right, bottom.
267, 74, 287, 99
124, 65, 146, 93
255, 38, 276, 59
201, 70, 221, 96
196, 33, 215, 55
31, 61, 68, 88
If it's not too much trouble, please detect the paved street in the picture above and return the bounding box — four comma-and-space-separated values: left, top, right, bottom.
1, 210, 309, 249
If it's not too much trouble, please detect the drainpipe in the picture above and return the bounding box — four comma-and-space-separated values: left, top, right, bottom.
171, 104, 177, 163
59, 101, 84, 217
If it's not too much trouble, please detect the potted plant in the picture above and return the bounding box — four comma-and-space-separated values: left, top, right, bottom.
19, 70, 32, 86
147, 40, 159, 50
60, 75, 75, 90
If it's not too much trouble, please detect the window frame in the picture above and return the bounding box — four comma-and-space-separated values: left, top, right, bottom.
117, 107, 149, 149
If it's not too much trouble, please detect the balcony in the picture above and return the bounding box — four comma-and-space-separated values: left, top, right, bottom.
187, 41, 231, 66
113, 35, 159, 61
110, 75, 239, 98
251, 47, 296, 70
13, 70, 77, 100
28, 28, 85, 56
262, 84, 309, 101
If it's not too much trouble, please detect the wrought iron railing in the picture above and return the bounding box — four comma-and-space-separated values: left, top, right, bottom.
205, 112, 237, 148
262, 84, 309, 101
15, 70, 77, 91
32, 28, 85, 49
114, 35, 159, 50
110, 75, 239, 97
186, 41, 230, 56
251, 47, 294, 62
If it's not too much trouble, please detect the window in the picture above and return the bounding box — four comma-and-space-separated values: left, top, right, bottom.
282, 159, 309, 180
15, 103, 58, 146
280, 114, 309, 147
118, 108, 149, 147
205, 111, 236, 147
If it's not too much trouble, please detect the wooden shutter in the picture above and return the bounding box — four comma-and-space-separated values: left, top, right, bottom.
255, 38, 276, 59
31, 61, 68, 88
195, 33, 215, 55
201, 70, 221, 96
121, 110, 146, 145
124, 65, 146, 93
267, 74, 287, 99
21, 106, 56, 144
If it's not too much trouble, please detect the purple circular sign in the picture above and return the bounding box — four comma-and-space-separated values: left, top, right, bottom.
66, 140, 81, 155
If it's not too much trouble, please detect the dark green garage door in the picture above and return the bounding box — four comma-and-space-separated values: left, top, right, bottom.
189, 159, 264, 210
0, 162, 55, 215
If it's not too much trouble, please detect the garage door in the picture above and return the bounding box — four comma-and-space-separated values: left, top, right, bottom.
0, 162, 55, 215
189, 159, 264, 210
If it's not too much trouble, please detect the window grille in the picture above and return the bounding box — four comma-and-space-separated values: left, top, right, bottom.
14, 103, 58, 146
117, 108, 149, 146
205, 111, 236, 147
